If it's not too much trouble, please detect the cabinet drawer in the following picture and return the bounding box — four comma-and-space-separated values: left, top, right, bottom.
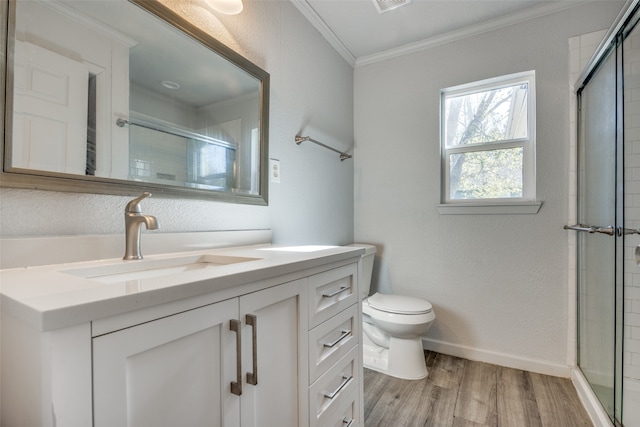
314, 387, 359, 427
308, 263, 358, 328
309, 304, 358, 383
309, 347, 359, 425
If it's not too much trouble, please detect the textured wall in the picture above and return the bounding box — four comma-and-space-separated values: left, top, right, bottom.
0, 0, 354, 246
354, 2, 624, 373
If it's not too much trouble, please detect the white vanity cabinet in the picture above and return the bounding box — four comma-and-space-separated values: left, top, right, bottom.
0, 245, 365, 427
93, 279, 307, 427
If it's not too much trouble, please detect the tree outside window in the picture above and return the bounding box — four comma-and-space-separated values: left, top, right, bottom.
441, 71, 535, 203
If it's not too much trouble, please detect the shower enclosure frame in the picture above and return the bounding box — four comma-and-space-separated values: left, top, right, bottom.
573, 1, 640, 425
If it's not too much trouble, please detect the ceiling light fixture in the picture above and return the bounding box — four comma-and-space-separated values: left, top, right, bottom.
373, 0, 411, 14
205, 0, 243, 15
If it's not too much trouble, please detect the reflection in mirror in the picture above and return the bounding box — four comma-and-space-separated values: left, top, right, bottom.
3, 0, 269, 204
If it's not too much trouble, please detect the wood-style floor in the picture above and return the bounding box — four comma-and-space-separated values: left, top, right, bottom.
364, 351, 593, 427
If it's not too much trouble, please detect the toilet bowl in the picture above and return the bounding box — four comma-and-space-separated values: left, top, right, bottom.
350, 244, 436, 380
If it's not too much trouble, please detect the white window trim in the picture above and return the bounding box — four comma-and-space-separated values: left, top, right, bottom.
436, 201, 542, 215
439, 71, 539, 214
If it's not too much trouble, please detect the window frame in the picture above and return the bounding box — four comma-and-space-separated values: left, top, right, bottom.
439, 71, 537, 211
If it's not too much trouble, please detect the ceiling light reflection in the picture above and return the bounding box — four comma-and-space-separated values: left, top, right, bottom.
204, 0, 243, 15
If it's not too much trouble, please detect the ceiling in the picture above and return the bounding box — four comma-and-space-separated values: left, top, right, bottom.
56, 0, 260, 107
290, 0, 614, 67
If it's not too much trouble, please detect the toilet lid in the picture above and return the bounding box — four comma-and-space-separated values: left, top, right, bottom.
367, 293, 432, 315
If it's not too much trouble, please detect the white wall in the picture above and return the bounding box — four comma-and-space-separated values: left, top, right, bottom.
354, 1, 624, 374
0, 0, 354, 247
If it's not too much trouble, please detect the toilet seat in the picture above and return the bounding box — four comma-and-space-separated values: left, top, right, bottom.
367, 292, 432, 315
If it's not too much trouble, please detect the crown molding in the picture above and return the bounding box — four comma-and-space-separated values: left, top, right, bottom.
355, 2, 584, 67
289, 0, 356, 67
290, 0, 587, 69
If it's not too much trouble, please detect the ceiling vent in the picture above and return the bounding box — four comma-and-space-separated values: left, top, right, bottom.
373, 0, 411, 14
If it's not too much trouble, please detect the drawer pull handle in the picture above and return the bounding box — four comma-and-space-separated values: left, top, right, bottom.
246, 314, 258, 386
322, 285, 349, 298
230, 319, 242, 396
324, 329, 351, 348
324, 374, 352, 399
343, 417, 354, 427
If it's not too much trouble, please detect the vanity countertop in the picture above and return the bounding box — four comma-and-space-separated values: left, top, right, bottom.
0, 244, 364, 332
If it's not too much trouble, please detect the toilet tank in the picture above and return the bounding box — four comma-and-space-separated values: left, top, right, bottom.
348, 244, 377, 297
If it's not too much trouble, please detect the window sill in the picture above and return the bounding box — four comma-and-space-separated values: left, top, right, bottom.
437, 201, 542, 215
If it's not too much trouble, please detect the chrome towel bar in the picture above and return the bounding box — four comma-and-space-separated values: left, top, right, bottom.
295, 135, 352, 161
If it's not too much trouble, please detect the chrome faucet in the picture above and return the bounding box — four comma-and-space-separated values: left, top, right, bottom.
123, 192, 159, 260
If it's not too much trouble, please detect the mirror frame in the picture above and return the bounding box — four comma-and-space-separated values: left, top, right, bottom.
0, 0, 270, 205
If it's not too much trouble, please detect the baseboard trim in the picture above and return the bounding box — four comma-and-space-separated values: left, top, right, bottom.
571, 368, 614, 427
421, 337, 571, 377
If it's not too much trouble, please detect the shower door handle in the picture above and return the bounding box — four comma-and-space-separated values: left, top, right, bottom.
566, 225, 640, 236
564, 224, 616, 235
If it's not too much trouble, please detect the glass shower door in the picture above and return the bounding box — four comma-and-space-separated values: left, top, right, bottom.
576, 39, 623, 423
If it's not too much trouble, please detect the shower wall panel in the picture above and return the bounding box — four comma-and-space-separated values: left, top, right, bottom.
623, 24, 640, 427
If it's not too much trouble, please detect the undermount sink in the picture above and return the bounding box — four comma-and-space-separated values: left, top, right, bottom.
62, 254, 260, 284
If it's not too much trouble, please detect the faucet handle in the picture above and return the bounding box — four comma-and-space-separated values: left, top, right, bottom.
125, 192, 152, 213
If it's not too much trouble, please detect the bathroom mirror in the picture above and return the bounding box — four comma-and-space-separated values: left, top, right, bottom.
1, 0, 269, 204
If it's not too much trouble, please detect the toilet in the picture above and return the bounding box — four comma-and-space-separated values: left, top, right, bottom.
352, 244, 435, 380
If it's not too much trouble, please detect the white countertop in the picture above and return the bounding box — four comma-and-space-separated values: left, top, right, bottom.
0, 244, 364, 332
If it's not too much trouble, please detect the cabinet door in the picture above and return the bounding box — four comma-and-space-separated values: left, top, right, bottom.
93, 299, 240, 427
239, 279, 308, 427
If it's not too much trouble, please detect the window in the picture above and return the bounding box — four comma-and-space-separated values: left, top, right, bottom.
440, 71, 538, 213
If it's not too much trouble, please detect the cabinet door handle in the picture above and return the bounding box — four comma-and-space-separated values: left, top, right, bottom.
324, 374, 352, 399
246, 314, 258, 386
324, 329, 351, 348
343, 417, 354, 427
322, 285, 349, 298
230, 319, 242, 396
